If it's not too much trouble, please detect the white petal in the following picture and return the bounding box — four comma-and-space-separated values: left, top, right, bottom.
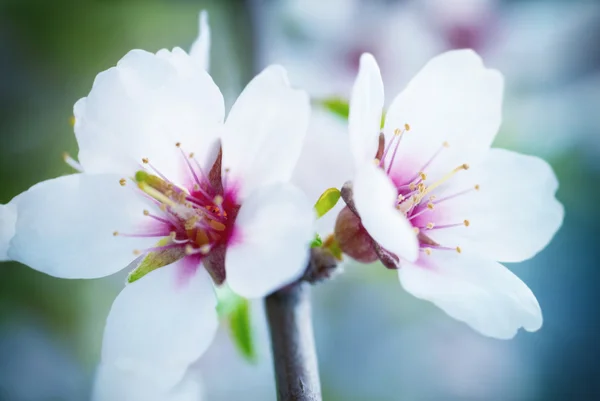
353, 163, 419, 262
383, 50, 503, 182
426, 148, 564, 263
0, 198, 19, 261
291, 108, 354, 237
101, 261, 218, 388
93, 362, 203, 401
221, 65, 310, 201
190, 11, 211, 71
8, 174, 155, 278
75, 48, 224, 182
399, 250, 542, 339
348, 53, 384, 165
226, 183, 314, 298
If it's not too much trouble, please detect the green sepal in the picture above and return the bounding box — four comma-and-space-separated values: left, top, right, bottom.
127, 237, 185, 284
314, 187, 341, 218
216, 285, 256, 363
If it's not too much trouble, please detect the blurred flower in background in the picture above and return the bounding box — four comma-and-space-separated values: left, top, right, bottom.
1, 0, 599, 400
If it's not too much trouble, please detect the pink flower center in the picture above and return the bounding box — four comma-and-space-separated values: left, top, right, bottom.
114, 144, 238, 283
378, 126, 479, 256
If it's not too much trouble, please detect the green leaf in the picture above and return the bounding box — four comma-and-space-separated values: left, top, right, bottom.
216, 285, 256, 362
228, 298, 256, 362
318, 97, 386, 127
320, 97, 349, 120
314, 187, 341, 218
310, 234, 323, 248
127, 237, 185, 283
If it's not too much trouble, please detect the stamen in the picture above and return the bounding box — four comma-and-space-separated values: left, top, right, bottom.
62, 152, 83, 172
407, 141, 450, 183
426, 222, 435, 229
413, 164, 469, 203
386, 126, 407, 175
423, 248, 432, 256
119, 178, 127, 186
456, 246, 462, 253
177, 144, 202, 186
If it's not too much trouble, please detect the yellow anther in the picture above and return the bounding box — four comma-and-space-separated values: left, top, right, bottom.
62, 152, 69, 161
113, 231, 119, 236
397, 194, 405, 202
169, 231, 177, 240
185, 216, 199, 230
419, 172, 427, 181
426, 222, 435, 229
443, 141, 450, 148
409, 183, 416, 191
474, 184, 480, 191
185, 244, 195, 255
404, 123, 410, 131
143, 210, 150, 216
142, 158, 149, 164
427, 203, 434, 210
193, 184, 200, 191
213, 195, 223, 205
159, 204, 167, 212
413, 227, 420, 234
424, 248, 432, 255
394, 128, 402, 136
200, 244, 211, 254
413, 163, 470, 203
456, 246, 462, 253
464, 219, 470, 227
119, 178, 127, 186
175, 142, 181, 147
69, 115, 76, 127
429, 195, 437, 201
133, 249, 141, 255
189, 152, 195, 158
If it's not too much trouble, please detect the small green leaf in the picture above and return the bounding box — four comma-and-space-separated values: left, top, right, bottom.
228, 298, 256, 362
320, 97, 349, 120
216, 285, 256, 362
314, 187, 341, 218
310, 234, 323, 248
318, 97, 385, 127
127, 238, 184, 283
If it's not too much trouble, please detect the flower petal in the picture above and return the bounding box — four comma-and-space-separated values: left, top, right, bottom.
75, 48, 224, 182
399, 250, 542, 339
8, 174, 155, 278
190, 10, 211, 71
384, 50, 503, 183
226, 183, 314, 298
425, 148, 564, 263
353, 163, 419, 262
291, 108, 354, 237
221, 65, 310, 201
0, 198, 19, 261
93, 362, 203, 401
101, 260, 217, 389
348, 53, 384, 165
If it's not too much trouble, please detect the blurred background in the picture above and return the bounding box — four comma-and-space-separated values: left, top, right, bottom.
1, 0, 599, 400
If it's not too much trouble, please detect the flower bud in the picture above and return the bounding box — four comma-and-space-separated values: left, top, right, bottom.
334, 206, 377, 263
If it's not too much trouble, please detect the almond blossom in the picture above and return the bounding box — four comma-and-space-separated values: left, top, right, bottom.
0, 11, 314, 398
336, 50, 564, 339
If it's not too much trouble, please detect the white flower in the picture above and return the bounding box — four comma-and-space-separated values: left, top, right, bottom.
338, 50, 564, 339
0, 11, 314, 396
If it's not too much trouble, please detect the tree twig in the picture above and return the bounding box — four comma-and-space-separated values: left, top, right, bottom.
265, 282, 322, 401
